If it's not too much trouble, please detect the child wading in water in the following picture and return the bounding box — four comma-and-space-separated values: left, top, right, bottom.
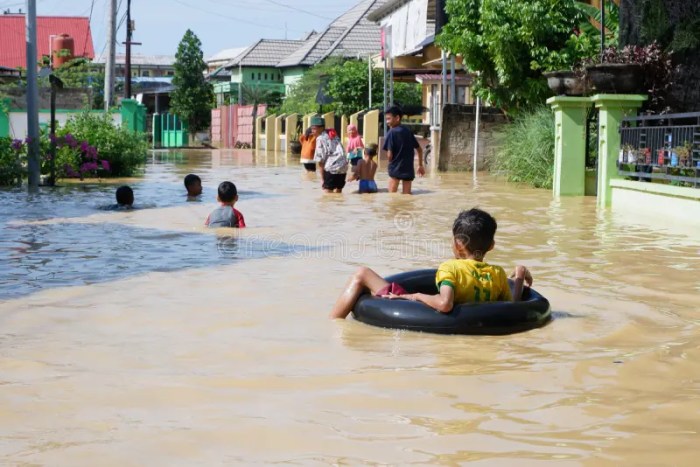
352, 144, 378, 194
346, 124, 364, 171
205, 181, 246, 228
184, 174, 202, 200
329, 208, 532, 319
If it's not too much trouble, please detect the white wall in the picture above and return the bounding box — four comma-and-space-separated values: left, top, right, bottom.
381, 0, 429, 57
8, 112, 122, 139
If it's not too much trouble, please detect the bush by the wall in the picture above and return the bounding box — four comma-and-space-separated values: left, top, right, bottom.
491, 106, 554, 189
0, 137, 23, 186
59, 112, 147, 177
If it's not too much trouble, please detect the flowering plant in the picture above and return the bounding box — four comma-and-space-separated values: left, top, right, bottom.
49, 132, 111, 179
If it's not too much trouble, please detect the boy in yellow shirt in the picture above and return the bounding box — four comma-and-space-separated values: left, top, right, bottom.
329, 208, 532, 319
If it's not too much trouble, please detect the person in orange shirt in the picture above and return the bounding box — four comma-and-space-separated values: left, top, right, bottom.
299, 127, 317, 172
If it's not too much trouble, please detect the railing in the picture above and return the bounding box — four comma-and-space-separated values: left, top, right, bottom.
619, 112, 700, 188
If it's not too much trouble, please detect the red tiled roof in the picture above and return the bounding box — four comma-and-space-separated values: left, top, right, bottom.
0, 15, 95, 69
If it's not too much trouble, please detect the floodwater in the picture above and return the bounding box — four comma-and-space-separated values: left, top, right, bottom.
0, 149, 698, 465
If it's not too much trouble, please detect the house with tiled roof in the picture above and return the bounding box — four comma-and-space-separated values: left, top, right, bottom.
214, 39, 307, 104
213, 0, 386, 103
0, 14, 94, 69
277, 0, 387, 92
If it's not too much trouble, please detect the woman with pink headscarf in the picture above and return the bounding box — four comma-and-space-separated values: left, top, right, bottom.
346, 124, 364, 171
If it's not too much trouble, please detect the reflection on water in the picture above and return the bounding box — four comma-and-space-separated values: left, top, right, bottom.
0, 221, 320, 299
0, 149, 699, 465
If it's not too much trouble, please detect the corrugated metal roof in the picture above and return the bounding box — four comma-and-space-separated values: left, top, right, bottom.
277, 0, 387, 68
0, 15, 94, 69
94, 54, 175, 67
206, 47, 248, 64
224, 39, 306, 68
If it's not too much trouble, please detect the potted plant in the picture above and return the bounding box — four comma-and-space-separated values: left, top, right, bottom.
584, 43, 672, 97
290, 131, 302, 155
543, 69, 587, 96
673, 142, 692, 167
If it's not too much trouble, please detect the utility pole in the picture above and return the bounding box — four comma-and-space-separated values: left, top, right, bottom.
104, 0, 116, 110
124, 0, 132, 98
123, 0, 141, 99
25, 0, 40, 190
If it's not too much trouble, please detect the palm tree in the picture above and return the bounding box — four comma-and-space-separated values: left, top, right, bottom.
241, 84, 282, 149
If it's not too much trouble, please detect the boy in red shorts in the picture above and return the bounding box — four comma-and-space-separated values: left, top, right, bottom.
329, 208, 532, 319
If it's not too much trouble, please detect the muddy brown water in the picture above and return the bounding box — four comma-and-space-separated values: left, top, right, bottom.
0, 149, 698, 465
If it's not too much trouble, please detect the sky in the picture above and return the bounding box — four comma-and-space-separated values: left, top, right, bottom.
0, 0, 361, 58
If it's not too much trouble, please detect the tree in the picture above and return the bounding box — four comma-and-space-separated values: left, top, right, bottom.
171, 30, 213, 139
242, 84, 283, 148
438, 0, 585, 113
281, 58, 423, 116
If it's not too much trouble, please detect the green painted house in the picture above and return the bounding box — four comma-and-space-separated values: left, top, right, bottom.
212, 0, 387, 104
213, 38, 307, 104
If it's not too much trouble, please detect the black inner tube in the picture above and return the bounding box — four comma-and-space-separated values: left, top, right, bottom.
352, 269, 552, 335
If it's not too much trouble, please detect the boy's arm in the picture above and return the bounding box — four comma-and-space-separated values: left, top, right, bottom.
388, 285, 455, 313
234, 209, 246, 228
416, 145, 425, 176
510, 265, 533, 301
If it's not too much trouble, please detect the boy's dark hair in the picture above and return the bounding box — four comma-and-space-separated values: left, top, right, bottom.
452, 208, 497, 259
116, 185, 134, 206
218, 181, 238, 203
385, 105, 404, 118
365, 143, 378, 157
184, 173, 201, 189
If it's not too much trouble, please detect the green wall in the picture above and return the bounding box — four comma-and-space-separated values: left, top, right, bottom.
282, 67, 307, 93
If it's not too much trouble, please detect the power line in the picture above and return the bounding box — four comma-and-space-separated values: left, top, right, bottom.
82, 0, 96, 56
262, 0, 333, 20
170, 0, 305, 34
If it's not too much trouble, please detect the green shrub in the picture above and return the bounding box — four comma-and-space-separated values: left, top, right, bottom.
491, 106, 554, 189
59, 112, 148, 177
0, 137, 24, 186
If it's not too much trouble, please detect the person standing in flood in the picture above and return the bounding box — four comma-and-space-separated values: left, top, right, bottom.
299, 126, 317, 173
382, 106, 424, 194
312, 116, 348, 193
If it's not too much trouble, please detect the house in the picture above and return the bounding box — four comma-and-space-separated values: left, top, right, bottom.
213, 0, 387, 103
215, 39, 307, 105
0, 14, 94, 69
206, 47, 248, 74
276, 0, 388, 92
367, 0, 473, 126
94, 53, 175, 78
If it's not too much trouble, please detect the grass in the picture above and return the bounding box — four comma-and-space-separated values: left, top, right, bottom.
491, 106, 554, 189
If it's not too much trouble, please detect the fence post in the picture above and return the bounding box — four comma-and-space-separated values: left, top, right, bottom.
340, 115, 349, 146
591, 94, 647, 207
363, 109, 380, 146
0, 98, 10, 138
284, 113, 298, 155
152, 113, 161, 148
274, 114, 286, 154
120, 98, 138, 132
265, 115, 275, 154
323, 111, 334, 132
546, 96, 591, 197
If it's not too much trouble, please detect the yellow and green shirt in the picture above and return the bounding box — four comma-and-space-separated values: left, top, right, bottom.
435, 259, 512, 304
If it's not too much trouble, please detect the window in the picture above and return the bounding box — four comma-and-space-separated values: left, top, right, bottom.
278, 73, 281, 81
166, 70, 174, 77
142, 70, 150, 77
251, 72, 254, 80
264, 73, 268, 80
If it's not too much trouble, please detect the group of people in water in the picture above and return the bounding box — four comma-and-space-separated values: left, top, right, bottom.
108, 105, 533, 317
299, 106, 425, 195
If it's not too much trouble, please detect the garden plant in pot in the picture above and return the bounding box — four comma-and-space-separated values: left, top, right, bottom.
584, 43, 672, 100
543, 0, 616, 96
290, 131, 302, 155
